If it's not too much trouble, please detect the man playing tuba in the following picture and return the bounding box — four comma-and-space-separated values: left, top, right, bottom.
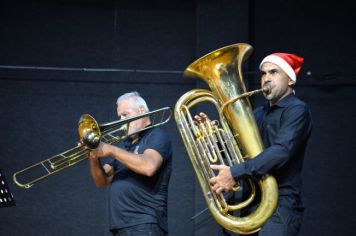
210, 52, 313, 236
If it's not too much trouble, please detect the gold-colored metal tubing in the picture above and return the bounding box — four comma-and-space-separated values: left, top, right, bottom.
219, 85, 271, 119
13, 106, 172, 189
174, 43, 278, 234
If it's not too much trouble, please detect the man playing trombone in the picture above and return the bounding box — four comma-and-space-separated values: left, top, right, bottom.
88, 91, 172, 236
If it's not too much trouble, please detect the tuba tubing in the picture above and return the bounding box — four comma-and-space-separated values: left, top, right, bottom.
174, 43, 278, 234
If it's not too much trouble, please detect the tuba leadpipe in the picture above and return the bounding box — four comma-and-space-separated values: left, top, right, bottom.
13, 107, 172, 189
174, 43, 278, 234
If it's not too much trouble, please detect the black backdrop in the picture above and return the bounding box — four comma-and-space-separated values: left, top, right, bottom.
1, 0, 355, 235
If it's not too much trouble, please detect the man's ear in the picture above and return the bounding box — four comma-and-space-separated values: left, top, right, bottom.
139, 106, 145, 114
288, 79, 296, 87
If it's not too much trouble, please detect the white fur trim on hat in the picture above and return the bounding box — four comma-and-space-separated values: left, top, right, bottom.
259, 55, 296, 81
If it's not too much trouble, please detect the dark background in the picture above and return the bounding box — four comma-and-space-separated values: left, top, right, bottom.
0, 0, 355, 235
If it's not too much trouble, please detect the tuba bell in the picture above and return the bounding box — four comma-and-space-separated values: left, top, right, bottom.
174, 43, 278, 234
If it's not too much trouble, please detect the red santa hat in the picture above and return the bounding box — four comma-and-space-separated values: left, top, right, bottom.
259, 53, 304, 82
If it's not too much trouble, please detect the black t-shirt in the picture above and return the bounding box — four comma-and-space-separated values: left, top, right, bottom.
106, 127, 172, 232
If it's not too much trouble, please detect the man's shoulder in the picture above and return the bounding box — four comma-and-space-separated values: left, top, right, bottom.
143, 127, 173, 160
283, 96, 312, 121
150, 126, 169, 135
290, 95, 307, 106
287, 96, 311, 113
145, 127, 171, 142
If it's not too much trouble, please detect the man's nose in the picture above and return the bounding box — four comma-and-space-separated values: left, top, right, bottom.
263, 74, 272, 83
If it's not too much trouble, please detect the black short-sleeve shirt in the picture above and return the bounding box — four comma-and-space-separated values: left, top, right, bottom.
107, 127, 172, 232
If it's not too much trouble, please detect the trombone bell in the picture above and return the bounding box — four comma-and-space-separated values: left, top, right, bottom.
78, 114, 101, 149
13, 107, 172, 189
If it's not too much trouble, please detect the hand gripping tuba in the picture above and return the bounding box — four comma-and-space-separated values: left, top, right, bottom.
174, 43, 278, 234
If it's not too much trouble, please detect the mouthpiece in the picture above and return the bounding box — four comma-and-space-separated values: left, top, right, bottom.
262, 84, 272, 94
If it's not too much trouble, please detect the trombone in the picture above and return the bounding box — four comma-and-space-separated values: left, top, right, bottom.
13, 107, 172, 189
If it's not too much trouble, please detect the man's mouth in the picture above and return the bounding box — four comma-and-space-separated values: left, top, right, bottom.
263, 84, 272, 94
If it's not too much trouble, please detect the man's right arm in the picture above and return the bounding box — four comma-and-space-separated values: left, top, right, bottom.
88, 156, 113, 187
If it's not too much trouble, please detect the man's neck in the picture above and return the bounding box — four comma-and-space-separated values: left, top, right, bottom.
269, 90, 293, 106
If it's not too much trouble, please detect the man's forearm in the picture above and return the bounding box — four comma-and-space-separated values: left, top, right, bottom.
89, 158, 109, 187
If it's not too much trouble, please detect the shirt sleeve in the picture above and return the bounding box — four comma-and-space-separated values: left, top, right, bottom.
144, 128, 172, 162
230, 104, 312, 179
103, 141, 128, 170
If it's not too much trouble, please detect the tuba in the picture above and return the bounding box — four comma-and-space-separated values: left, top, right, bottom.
174, 43, 278, 234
